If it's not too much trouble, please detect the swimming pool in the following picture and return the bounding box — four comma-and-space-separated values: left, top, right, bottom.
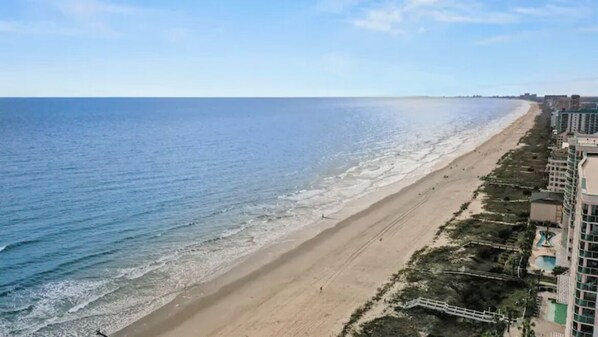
535, 255, 556, 271
537, 231, 556, 247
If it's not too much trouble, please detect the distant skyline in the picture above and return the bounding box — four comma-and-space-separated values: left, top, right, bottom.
1, 0, 598, 97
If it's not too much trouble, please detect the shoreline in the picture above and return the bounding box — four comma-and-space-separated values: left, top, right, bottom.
114, 102, 539, 337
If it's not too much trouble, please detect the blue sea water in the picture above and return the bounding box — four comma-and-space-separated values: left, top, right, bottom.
0, 98, 529, 336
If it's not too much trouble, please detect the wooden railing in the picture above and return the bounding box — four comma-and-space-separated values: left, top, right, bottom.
462, 240, 521, 252
440, 269, 519, 281
400, 297, 507, 323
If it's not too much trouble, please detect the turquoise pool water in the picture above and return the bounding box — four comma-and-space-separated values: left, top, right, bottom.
537, 231, 556, 247
535, 255, 556, 271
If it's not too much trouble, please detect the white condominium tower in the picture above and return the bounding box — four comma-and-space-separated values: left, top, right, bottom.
558, 109, 598, 134
548, 149, 568, 193
566, 154, 598, 337
563, 135, 598, 263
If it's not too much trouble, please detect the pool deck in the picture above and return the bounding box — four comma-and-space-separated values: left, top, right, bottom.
504, 292, 565, 337
537, 292, 566, 335
529, 228, 561, 274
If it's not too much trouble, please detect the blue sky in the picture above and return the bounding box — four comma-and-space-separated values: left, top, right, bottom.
1, 0, 598, 97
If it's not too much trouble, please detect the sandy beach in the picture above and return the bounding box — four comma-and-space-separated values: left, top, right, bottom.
115, 103, 539, 337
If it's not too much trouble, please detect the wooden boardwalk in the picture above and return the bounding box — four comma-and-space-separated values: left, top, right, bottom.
478, 219, 523, 227
462, 239, 521, 252
484, 180, 536, 190
400, 297, 507, 323
440, 269, 519, 282
411, 267, 520, 282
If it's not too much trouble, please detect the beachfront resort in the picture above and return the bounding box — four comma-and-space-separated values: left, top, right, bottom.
337, 95, 598, 337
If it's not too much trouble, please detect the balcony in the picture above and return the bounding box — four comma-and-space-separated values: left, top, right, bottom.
574, 313, 595, 325
576, 298, 597, 308
581, 233, 598, 243
579, 249, 598, 259
583, 215, 598, 223
572, 328, 594, 337
576, 281, 597, 292
578, 266, 598, 275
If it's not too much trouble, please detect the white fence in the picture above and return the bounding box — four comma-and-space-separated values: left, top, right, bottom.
400, 297, 507, 323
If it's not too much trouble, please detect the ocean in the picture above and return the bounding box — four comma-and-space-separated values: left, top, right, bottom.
0, 97, 529, 336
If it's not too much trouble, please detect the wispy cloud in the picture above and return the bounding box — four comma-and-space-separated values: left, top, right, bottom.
54, 0, 142, 18
513, 3, 590, 18
474, 34, 513, 46
0, 0, 145, 38
577, 25, 598, 32
316, 0, 362, 13
427, 10, 515, 24
352, 6, 405, 35
344, 0, 593, 36
0, 20, 85, 36
349, 0, 518, 35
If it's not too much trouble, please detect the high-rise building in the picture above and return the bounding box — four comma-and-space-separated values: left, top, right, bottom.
565, 154, 598, 337
547, 149, 569, 193
545, 95, 569, 108
520, 93, 538, 100
582, 103, 598, 110
558, 110, 598, 134
559, 98, 572, 111
556, 132, 572, 150
570, 95, 582, 111
563, 135, 598, 263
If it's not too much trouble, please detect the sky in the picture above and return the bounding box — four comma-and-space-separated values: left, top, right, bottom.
1, 0, 598, 97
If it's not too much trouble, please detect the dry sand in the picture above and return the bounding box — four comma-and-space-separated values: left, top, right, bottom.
115, 103, 540, 337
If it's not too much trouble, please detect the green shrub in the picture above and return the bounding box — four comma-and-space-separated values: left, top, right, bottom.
552, 266, 568, 276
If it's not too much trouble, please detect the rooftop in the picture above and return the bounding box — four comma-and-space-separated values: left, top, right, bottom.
549, 149, 568, 160
581, 156, 598, 195
559, 109, 598, 114
530, 192, 564, 205
570, 133, 598, 147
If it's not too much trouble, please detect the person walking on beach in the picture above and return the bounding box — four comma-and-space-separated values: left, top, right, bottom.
319, 286, 323, 293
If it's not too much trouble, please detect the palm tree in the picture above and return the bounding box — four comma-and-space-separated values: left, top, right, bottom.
481, 327, 503, 337
517, 318, 536, 337
534, 269, 543, 291
505, 307, 516, 333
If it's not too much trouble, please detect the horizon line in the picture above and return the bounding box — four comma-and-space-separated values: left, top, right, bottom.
0, 95, 536, 99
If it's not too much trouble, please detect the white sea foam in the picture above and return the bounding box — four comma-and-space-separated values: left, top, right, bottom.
67, 286, 119, 314
5, 279, 111, 336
